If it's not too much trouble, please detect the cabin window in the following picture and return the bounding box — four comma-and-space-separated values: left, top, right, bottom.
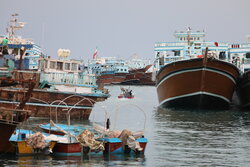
65, 63, 70, 70
72, 63, 78, 71
57, 62, 63, 70
246, 53, 250, 58
50, 61, 56, 69
174, 51, 180, 56
219, 52, 226, 60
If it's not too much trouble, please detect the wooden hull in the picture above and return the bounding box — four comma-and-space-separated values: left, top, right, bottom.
102, 138, 147, 155
12, 140, 57, 155
237, 70, 250, 109
121, 65, 155, 85
0, 108, 31, 153
121, 72, 154, 85
118, 95, 134, 99
156, 58, 240, 110
0, 88, 108, 119
0, 121, 17, 153
52, 137, 147, 156
97, 73, 127, 85
39, 123, 85, 136
52, 143, 82, 156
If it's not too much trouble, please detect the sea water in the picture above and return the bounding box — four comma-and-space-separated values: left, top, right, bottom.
1, 85, 250, 166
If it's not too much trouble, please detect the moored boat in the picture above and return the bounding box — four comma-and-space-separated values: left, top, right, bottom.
156, 57, 240, 109
9, 129, 57, 155
39, 122, 85, 136
0, 14, 109, 120
120, 64, 155, 85
0, 108, 31, 153
155, 29, 240, 110
88, 57, 128, 85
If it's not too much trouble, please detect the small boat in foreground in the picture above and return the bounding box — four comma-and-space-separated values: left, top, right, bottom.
9, 129, 57, 155
39, 121, 85, 136
79, 104, 148, 155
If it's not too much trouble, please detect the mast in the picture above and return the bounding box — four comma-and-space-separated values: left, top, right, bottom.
9, 13, 27, 40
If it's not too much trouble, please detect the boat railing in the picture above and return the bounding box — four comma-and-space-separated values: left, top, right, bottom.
8, 37, 34, 45
164, 56, 185, 64
40, 72, 97, 86
0, 68, 11, 77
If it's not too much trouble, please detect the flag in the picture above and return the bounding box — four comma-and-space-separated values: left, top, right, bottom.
93, 47, 97, 59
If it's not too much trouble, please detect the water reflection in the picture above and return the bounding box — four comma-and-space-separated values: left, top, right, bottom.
0, 153, 145, 167
149, 107, 250, 166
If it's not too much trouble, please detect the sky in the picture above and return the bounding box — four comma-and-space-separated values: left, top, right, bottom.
0, 0, 250, 61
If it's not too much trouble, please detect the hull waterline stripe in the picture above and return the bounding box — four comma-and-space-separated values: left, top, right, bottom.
159, 91, 230, 106
0, 100, 93, 109
156, 68, 236, 89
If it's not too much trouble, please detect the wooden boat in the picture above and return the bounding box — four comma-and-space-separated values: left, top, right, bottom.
81, 104, 148, 155
97, 73, 127, 85
52, 141, 82, 156
9, 129, 57, 155
156, 56, 240, 110
0, 14, 109, 120
0, 71, 35, 153
0, 108, 31, 153
120, 64, 155, 85
101, 136, 147, 154
39, 122, 85, 136
154, 30, 243, 110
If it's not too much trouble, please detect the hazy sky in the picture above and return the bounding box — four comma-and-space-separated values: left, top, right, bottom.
1, 0, 250, 61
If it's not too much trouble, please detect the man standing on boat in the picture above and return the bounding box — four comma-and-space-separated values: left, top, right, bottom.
1, 37, 9, 54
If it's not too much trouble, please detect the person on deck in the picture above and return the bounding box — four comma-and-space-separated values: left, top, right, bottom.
1, 37, 9, 54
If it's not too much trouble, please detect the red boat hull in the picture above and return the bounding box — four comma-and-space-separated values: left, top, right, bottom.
53, 143, 82, 156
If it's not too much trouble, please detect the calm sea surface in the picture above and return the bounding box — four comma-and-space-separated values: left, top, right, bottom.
1, 85, 250, 166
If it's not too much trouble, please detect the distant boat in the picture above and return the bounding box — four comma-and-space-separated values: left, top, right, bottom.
88, 57, 129, 85
155, 30, 240, 110
119, 64, 155, 85
118, 87, 134, 99
88, 56, 155, 86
